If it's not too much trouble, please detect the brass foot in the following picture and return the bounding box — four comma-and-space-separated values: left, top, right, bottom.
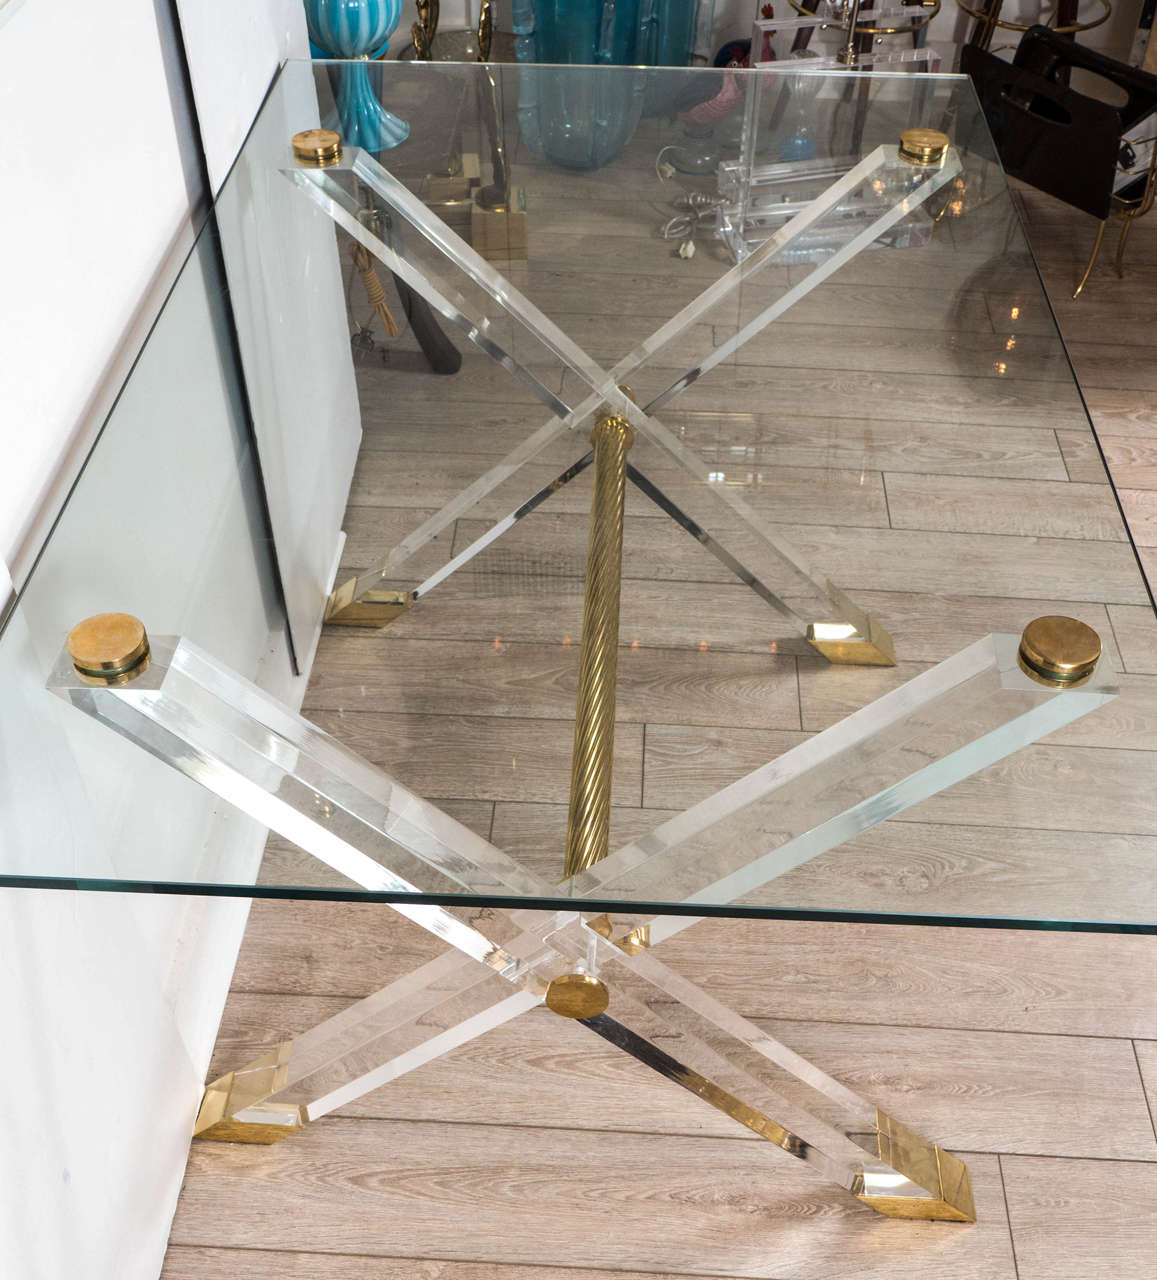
192, 1044, 307, 1145
324, 578, 415, 628
857, 1111, 977, 1222
807, 615, 896, 666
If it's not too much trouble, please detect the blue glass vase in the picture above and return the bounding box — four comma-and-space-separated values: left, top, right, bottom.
513, 0, 702, 171
304, 0, 410, 152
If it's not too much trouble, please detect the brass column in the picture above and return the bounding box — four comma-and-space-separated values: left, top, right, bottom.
563, 410, 635, 879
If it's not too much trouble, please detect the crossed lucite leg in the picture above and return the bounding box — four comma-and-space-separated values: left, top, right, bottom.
190, 910, 974, 1220
49, 617, 1114, 1220
284, 130, 961, 660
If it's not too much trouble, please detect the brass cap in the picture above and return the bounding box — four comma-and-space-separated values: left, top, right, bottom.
66, 613, 150, 685
899, 127, 949, 166
291, 128, 342, 167
544, 972, 610, 1019
1018, 616, 1101, 688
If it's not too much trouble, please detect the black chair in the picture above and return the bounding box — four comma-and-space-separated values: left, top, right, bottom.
962, 25, 1157, 296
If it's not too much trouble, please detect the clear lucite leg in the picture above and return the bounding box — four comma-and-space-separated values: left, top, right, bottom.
571, 632, 1118, 948
581, 944, 976, 1220
194, 900, 974, 1217
287, 143, 958, 657
49, 627, 1114, 921
51, 617, 1112, 1220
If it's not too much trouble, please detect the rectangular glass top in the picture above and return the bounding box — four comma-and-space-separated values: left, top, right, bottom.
4, 59, 1155, 933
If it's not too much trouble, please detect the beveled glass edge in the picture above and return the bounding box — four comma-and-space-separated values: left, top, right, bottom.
6, 873, 1157, 933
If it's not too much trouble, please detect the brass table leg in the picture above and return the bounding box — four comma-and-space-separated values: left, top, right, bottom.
564, 411, 634, 879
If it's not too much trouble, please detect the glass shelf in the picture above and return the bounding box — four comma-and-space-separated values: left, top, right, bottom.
3, 59, 1155, 935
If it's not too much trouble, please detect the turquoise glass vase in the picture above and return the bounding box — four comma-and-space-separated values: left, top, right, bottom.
304, 0, 410, 151
513, 0, 702, 171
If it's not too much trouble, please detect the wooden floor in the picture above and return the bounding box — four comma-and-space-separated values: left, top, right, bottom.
164, 87, 1157, 1280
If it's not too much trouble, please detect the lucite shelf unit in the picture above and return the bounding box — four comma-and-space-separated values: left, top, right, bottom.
2, 60, 1156, 1235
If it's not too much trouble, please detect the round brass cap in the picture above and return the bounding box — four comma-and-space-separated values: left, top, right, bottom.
67, 613, 150, 685
544, 972, 610, 1019
292, 128, 342, 167
1018, 616, 1101, 688
899, 127, 949, 166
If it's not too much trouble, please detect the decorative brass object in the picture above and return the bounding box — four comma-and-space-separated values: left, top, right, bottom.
1017, 615, 1101, 688
477, 0, 493, 61
544, 972, 610, 1019
410, 20, 432, 59
325, 582, 415, 627
789, 0, 941, 38
416, 0, 439, 44
563, 411, 635, 878
899, 128, 950, 167
66, 613, 150, 686
352, 204, 400, 339
291, 128, 342, 167
955, 0, 1110, 52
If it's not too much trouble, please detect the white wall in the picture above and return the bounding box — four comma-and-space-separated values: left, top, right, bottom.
0, 0, 197, 590
0, 5, 351, 1279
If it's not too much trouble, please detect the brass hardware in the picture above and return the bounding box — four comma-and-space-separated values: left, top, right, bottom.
807, 618, 896, 666
291, 128, 342, 167
194, 1042, 307, 1145
563, 412, 635, 879
66, 613, 150, 686
586, 914, 652, 955
858, 1110, 976, 1221
324, 579, 416, 628
899, 128, 950, 167
544, 972, 610, 1019
807, 583, 896, 666
1017, 615, 1101, 688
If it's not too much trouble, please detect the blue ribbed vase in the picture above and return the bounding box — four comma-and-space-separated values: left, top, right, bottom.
304, 0, 409, 151
512, 0, 702, 171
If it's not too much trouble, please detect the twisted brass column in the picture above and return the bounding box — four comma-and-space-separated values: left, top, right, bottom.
563, 411, 635, 878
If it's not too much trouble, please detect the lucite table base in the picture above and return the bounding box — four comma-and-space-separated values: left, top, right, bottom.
284, 129, 962, 666
50, 615, 1114, 1223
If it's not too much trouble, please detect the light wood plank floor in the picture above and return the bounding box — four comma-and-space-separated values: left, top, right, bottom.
164, 83, 1157, 1278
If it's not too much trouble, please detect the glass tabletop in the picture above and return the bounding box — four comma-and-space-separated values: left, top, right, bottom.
3, 59, 1155, 933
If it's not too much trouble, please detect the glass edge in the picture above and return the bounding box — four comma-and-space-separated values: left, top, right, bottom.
293, 57, 970, 81
4, 873, 1156, 934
